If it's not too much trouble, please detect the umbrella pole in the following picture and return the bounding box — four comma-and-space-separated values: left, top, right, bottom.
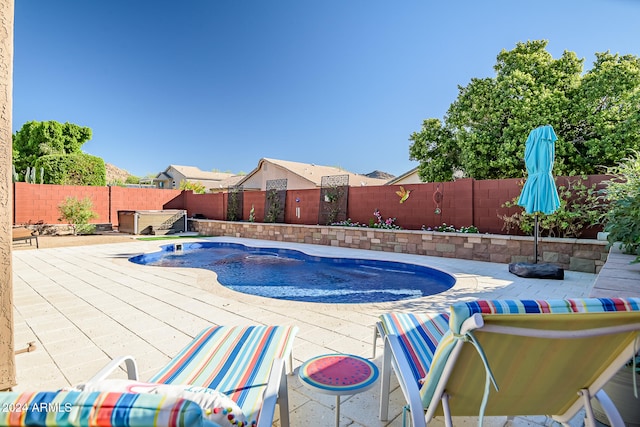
534, 214, 539, 264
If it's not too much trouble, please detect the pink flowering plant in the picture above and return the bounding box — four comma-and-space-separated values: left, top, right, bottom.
369, 209, 402, 229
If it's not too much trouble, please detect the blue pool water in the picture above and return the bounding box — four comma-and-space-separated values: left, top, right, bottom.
130, 242, 455, 303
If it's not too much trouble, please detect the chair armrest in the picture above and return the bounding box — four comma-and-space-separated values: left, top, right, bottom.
85, 355, 139, 383
593, 390, 625, 427
256, 358, 285, 427
385, 334, 427, 427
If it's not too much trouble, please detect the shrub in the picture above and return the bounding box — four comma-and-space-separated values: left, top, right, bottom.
330, 210, 402, 229
604, 194, 640, 258
331, 218, 365, 227
58, 196, 98, 235
36, 153, 106, 186
499, 176, 605, 238
602, 152, 640, 259
422, 223, 479, 233
180, 181, 206, 194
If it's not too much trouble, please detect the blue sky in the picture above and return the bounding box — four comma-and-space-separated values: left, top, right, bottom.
13, 0, 640, 178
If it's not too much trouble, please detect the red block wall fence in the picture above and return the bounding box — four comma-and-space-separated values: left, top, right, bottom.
13, 183, 181, 227
14, 183, 110, 225
13, 175, 609, 236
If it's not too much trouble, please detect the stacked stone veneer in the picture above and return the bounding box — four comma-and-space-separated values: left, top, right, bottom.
190, 220, 608, 273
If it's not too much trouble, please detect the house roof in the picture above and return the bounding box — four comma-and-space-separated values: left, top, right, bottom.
386, 166, 420, 185
238, 158, 388, 188
209, 174, 246, 190
150, 172, 173, 181
164, 165, 235, 181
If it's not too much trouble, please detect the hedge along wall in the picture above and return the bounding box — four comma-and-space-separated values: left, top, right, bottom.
13, 182, 182, 226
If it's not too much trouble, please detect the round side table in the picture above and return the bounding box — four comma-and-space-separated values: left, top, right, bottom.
298, 353, 379, 427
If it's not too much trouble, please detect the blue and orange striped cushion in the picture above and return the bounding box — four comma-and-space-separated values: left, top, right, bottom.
378, 312, 449, 385
0, 391, 220, 427
149, 325, 297, 425
449, 297, 640, 334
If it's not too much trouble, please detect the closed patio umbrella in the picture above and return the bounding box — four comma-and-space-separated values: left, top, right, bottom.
510, 125, 563, 279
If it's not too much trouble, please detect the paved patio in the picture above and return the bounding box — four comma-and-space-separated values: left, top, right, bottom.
11, 236, 598, 426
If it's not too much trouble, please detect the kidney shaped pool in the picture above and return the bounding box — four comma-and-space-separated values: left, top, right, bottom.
129, 242, 456, 304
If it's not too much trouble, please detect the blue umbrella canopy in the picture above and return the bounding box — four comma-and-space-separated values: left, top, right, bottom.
517, 125, 561, 215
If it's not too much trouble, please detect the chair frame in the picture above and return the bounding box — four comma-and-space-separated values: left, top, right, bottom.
379, 311, 640, 427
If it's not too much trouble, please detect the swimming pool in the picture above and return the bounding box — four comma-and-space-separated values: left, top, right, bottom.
130, 242, 456, 303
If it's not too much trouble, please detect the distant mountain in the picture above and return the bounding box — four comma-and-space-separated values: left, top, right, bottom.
364, 170, 395, 180
106, 163, 132, 183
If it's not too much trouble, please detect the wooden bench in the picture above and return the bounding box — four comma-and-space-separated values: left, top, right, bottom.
12, 227, 38, 248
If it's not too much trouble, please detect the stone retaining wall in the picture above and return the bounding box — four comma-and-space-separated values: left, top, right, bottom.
190, 220, 608, 273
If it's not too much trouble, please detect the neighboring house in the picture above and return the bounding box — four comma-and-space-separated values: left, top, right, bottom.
141, 165, 238, 192
237, 158, 388, 191
386, 166, 423, 185
208, 174, 246, 193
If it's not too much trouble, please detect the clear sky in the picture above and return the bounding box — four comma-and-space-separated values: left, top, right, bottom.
12, 0, 640, 178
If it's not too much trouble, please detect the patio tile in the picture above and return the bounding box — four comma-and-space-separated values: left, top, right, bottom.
60, 356, 114, 386
335, 322, 378, 341
290, 399, 344, 426
28, 325, 80, 344
40, 336, 97, 357
325, 335, 372, 357
10, 237, 603, 426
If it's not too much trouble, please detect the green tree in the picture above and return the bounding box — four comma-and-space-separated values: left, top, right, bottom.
13, 120, 93, 181
179, 180, 206, 194
564, 52, 640, 174
36, 153, 106, 186
409, 40, 640, 181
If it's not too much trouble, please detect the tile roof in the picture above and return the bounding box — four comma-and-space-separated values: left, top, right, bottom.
166, 165, 235, 181
242, 158, 388, 187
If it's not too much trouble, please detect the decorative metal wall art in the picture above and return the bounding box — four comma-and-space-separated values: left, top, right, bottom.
319, 175, 349, 225
264, 179, 287, 223
226, 185, 244, 221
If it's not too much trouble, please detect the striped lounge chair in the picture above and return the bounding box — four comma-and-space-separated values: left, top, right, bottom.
376, 298, 640, 427
0, 325, 298, 427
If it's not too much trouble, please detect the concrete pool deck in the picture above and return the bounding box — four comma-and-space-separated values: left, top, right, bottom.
12, 236, 598, 426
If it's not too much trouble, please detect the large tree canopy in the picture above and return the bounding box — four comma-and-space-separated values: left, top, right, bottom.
409, 40, 640, 181
12, 120, 93, 176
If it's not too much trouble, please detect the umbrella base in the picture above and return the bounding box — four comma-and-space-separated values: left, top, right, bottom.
509, 262, 564, 280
